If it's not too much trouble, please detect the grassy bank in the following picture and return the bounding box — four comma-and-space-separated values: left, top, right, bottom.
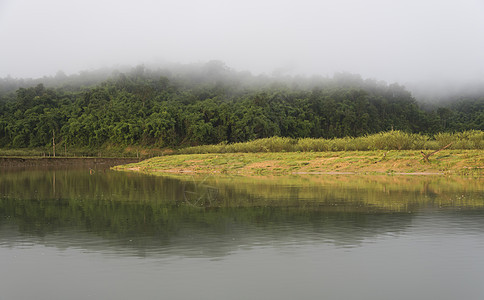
2, 131, 482, 158
179, 130, 483, 154
113, 150, 483, 176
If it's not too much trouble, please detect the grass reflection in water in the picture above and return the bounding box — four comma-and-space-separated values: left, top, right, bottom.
1, 168, 483, 257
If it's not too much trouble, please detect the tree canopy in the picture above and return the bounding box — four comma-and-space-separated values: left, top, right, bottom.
0, 64, 482, 150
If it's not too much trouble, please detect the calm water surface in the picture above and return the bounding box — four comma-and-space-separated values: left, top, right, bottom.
1, 165, 483, 300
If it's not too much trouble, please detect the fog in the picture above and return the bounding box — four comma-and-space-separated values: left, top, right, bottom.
1, 0, 483, 87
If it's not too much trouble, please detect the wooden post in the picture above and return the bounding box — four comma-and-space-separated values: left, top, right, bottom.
52, 129, 56, 158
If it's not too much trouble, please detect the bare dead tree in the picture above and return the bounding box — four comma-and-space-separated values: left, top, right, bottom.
374, 151, 389, 163
421, 143, 453, 163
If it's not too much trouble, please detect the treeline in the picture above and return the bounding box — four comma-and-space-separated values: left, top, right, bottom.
0, 63, 483, 150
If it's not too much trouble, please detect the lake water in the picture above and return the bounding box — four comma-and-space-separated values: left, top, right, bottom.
1, 165, 483, 300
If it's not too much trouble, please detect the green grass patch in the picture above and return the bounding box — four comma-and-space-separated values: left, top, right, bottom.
113, 149, 483, 176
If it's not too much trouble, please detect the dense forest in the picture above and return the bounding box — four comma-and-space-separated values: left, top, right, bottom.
0, 62, 483, 151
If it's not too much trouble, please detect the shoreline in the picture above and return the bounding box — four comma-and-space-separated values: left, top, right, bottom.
112, 150, 483, 176
0, 157, 141, 168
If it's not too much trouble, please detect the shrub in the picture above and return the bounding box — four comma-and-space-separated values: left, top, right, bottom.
177, 130, 483, 154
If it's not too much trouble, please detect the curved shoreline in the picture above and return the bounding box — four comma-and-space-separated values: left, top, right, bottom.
112, 150, 483, 176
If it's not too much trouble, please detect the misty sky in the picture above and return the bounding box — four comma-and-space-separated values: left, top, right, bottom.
1, 0, 483, 84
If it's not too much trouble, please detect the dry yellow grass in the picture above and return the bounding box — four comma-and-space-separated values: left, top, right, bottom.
113, 150, 483, 176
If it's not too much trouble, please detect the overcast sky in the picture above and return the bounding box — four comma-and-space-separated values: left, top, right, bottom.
1, 0, 483, 84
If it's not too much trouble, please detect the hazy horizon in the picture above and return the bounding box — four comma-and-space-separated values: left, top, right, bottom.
1, 0, 483, 86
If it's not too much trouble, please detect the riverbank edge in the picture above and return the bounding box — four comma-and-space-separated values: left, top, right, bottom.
112, 150, 483, 176
0, 157, 141, 168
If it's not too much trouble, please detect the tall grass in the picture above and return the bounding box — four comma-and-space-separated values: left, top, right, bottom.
178, 130, 484, 154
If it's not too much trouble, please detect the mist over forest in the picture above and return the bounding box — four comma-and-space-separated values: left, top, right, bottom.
2, 61, 484, 102
0, 62, 482, 152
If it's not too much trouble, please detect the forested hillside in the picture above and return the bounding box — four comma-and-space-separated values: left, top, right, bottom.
0, 63, 482, 150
